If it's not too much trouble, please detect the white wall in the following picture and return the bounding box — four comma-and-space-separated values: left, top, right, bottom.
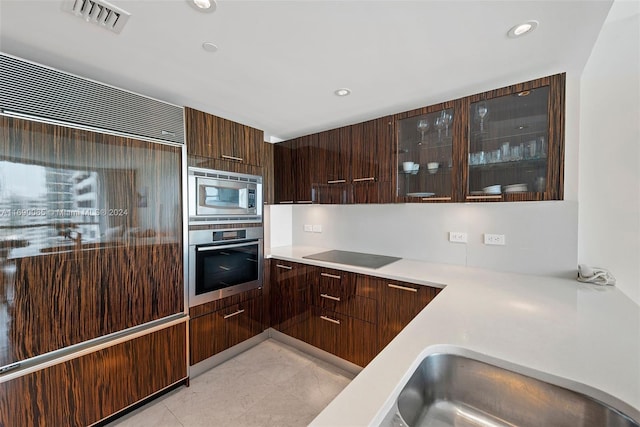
578, 0, 640, 305
290, 202, 578, 277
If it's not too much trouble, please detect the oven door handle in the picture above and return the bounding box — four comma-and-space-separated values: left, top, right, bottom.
196, 240, 260, 252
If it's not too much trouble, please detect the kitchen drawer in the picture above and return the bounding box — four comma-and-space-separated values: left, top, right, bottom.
308, 306, 378, 367
270, 260, 312, 332
189, 287, 262, 318
189, 297, 262, 365
313, 290, 377, 324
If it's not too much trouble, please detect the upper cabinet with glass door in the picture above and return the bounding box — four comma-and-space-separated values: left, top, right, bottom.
465, 74, 565, 202
397, 102, 458, 202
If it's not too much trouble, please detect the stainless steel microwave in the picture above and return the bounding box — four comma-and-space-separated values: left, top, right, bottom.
188, 167, 262, 224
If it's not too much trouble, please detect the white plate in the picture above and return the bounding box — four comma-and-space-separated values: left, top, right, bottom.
406, 192, 435, 197
504, 184, 528, 193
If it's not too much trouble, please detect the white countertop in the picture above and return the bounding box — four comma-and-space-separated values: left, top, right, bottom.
267, 246, 640, 426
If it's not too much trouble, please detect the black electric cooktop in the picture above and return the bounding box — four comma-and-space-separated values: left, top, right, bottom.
303, 250, 401, 269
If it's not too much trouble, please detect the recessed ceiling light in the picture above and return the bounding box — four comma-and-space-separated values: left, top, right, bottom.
202, 42, 218, 52
334, 88, 351, 97
187, 0, 216, 13
507, 20, 538, 38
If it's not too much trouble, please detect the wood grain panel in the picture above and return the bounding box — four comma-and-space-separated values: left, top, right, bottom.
377, 279, 441, 351
262, 141, 275, 205
273, 140, 296, 203
294, 134, 319, 203
9, 244, 183, 364
185, 107, 263, 167
0, 116, 183, 368
0, 323, 187, 427
270, 261, 311, 332
189, 287, 263, 318
187, 154, 263, 176
189, 296, 263, 365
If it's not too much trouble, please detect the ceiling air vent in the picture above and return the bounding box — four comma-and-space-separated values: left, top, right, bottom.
62, 0, 130, 34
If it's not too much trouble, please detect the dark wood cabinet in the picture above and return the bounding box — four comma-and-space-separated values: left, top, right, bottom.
269, 260, 311, 335
0, 322, 187, 427
350, 117, 395, 204
377, 279, 441, 351
272, 73, 564, 204
185, 107, 264, 167
273, 140, 296, 204
189, 289, 264, 365
267, 258, 442, 367
461, 74, 565, 202
262, 141, 275, 205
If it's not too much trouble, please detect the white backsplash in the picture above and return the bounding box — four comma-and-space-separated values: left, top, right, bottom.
268, 201, 578, 278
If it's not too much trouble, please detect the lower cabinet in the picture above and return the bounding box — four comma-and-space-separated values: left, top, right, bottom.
189, 290, 263, 366
268, 259, 442, 367
0, 322, 187, 427
376, 278, 442, 351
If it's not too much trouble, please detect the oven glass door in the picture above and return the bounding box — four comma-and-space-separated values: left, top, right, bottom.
195, 241, 259, 295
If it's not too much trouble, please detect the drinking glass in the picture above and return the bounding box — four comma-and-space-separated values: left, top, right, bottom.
477, 102, 488, 133
417, 119, 429, 144
434, 116, 444, 141
442, 112, 452, 137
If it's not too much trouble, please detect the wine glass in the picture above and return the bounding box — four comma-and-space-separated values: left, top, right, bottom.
434, 116, 444, 141
417, 119, 429, 145
477, 102, 488, 133
442, 111, 452, 137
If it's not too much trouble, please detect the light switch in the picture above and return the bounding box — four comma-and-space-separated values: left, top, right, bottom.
449, 232, 468, 243
312, 224, 322, 233
304, 224, 313, 232
484, 234, 506, 245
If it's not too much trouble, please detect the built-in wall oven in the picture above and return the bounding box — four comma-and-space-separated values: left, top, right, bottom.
188, 167, 262, 225
188, 227, 263, 307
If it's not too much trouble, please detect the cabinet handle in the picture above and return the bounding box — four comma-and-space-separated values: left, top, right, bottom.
422, 197, 452, 201
276, 264, 292, 270
223, 309, 245, 319
388, 283, 418, 293
320, 272, 341, 280
219, 265, 231, 271
296, 200, 313, 204
222, 154, 244, 162
320, 315, 341, 325
465, 195, 502, 200
320, 293, 341, 302
352, 177, 375, 182
279, 201, 294, 204
161, 130, 176, 137
327, 179, 346, 184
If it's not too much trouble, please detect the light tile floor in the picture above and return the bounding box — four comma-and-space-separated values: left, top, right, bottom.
108, 339, 354, 427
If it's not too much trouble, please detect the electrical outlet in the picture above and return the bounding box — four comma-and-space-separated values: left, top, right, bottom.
449, 232, 468, 243
303, 224, 313, 232
312, 224, 322, 233
484, 234, 506, 245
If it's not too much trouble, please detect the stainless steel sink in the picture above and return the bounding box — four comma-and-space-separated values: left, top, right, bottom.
384, 353, 639, 427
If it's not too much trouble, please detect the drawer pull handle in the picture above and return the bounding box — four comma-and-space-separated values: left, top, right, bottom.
320, 293, 341, 302
279, 201, 294, 204
353, 177, 375, 182
327, 179, 346, 184
276, 264, 292, 270
465, 195, 502, 200
320, 272, 341, 280
388, 283, 418, 293
222, 154, 244, 162
320, 315, 341, 325
421, 197, 452, 201
296, 200, 313, 204
223, 309, 245, 319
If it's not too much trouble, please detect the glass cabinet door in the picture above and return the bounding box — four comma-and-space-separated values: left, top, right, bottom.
397, 107, 454, 201
467, 86, 549, 200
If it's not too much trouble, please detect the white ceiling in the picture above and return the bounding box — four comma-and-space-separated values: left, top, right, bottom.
0, 0, 612, 141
